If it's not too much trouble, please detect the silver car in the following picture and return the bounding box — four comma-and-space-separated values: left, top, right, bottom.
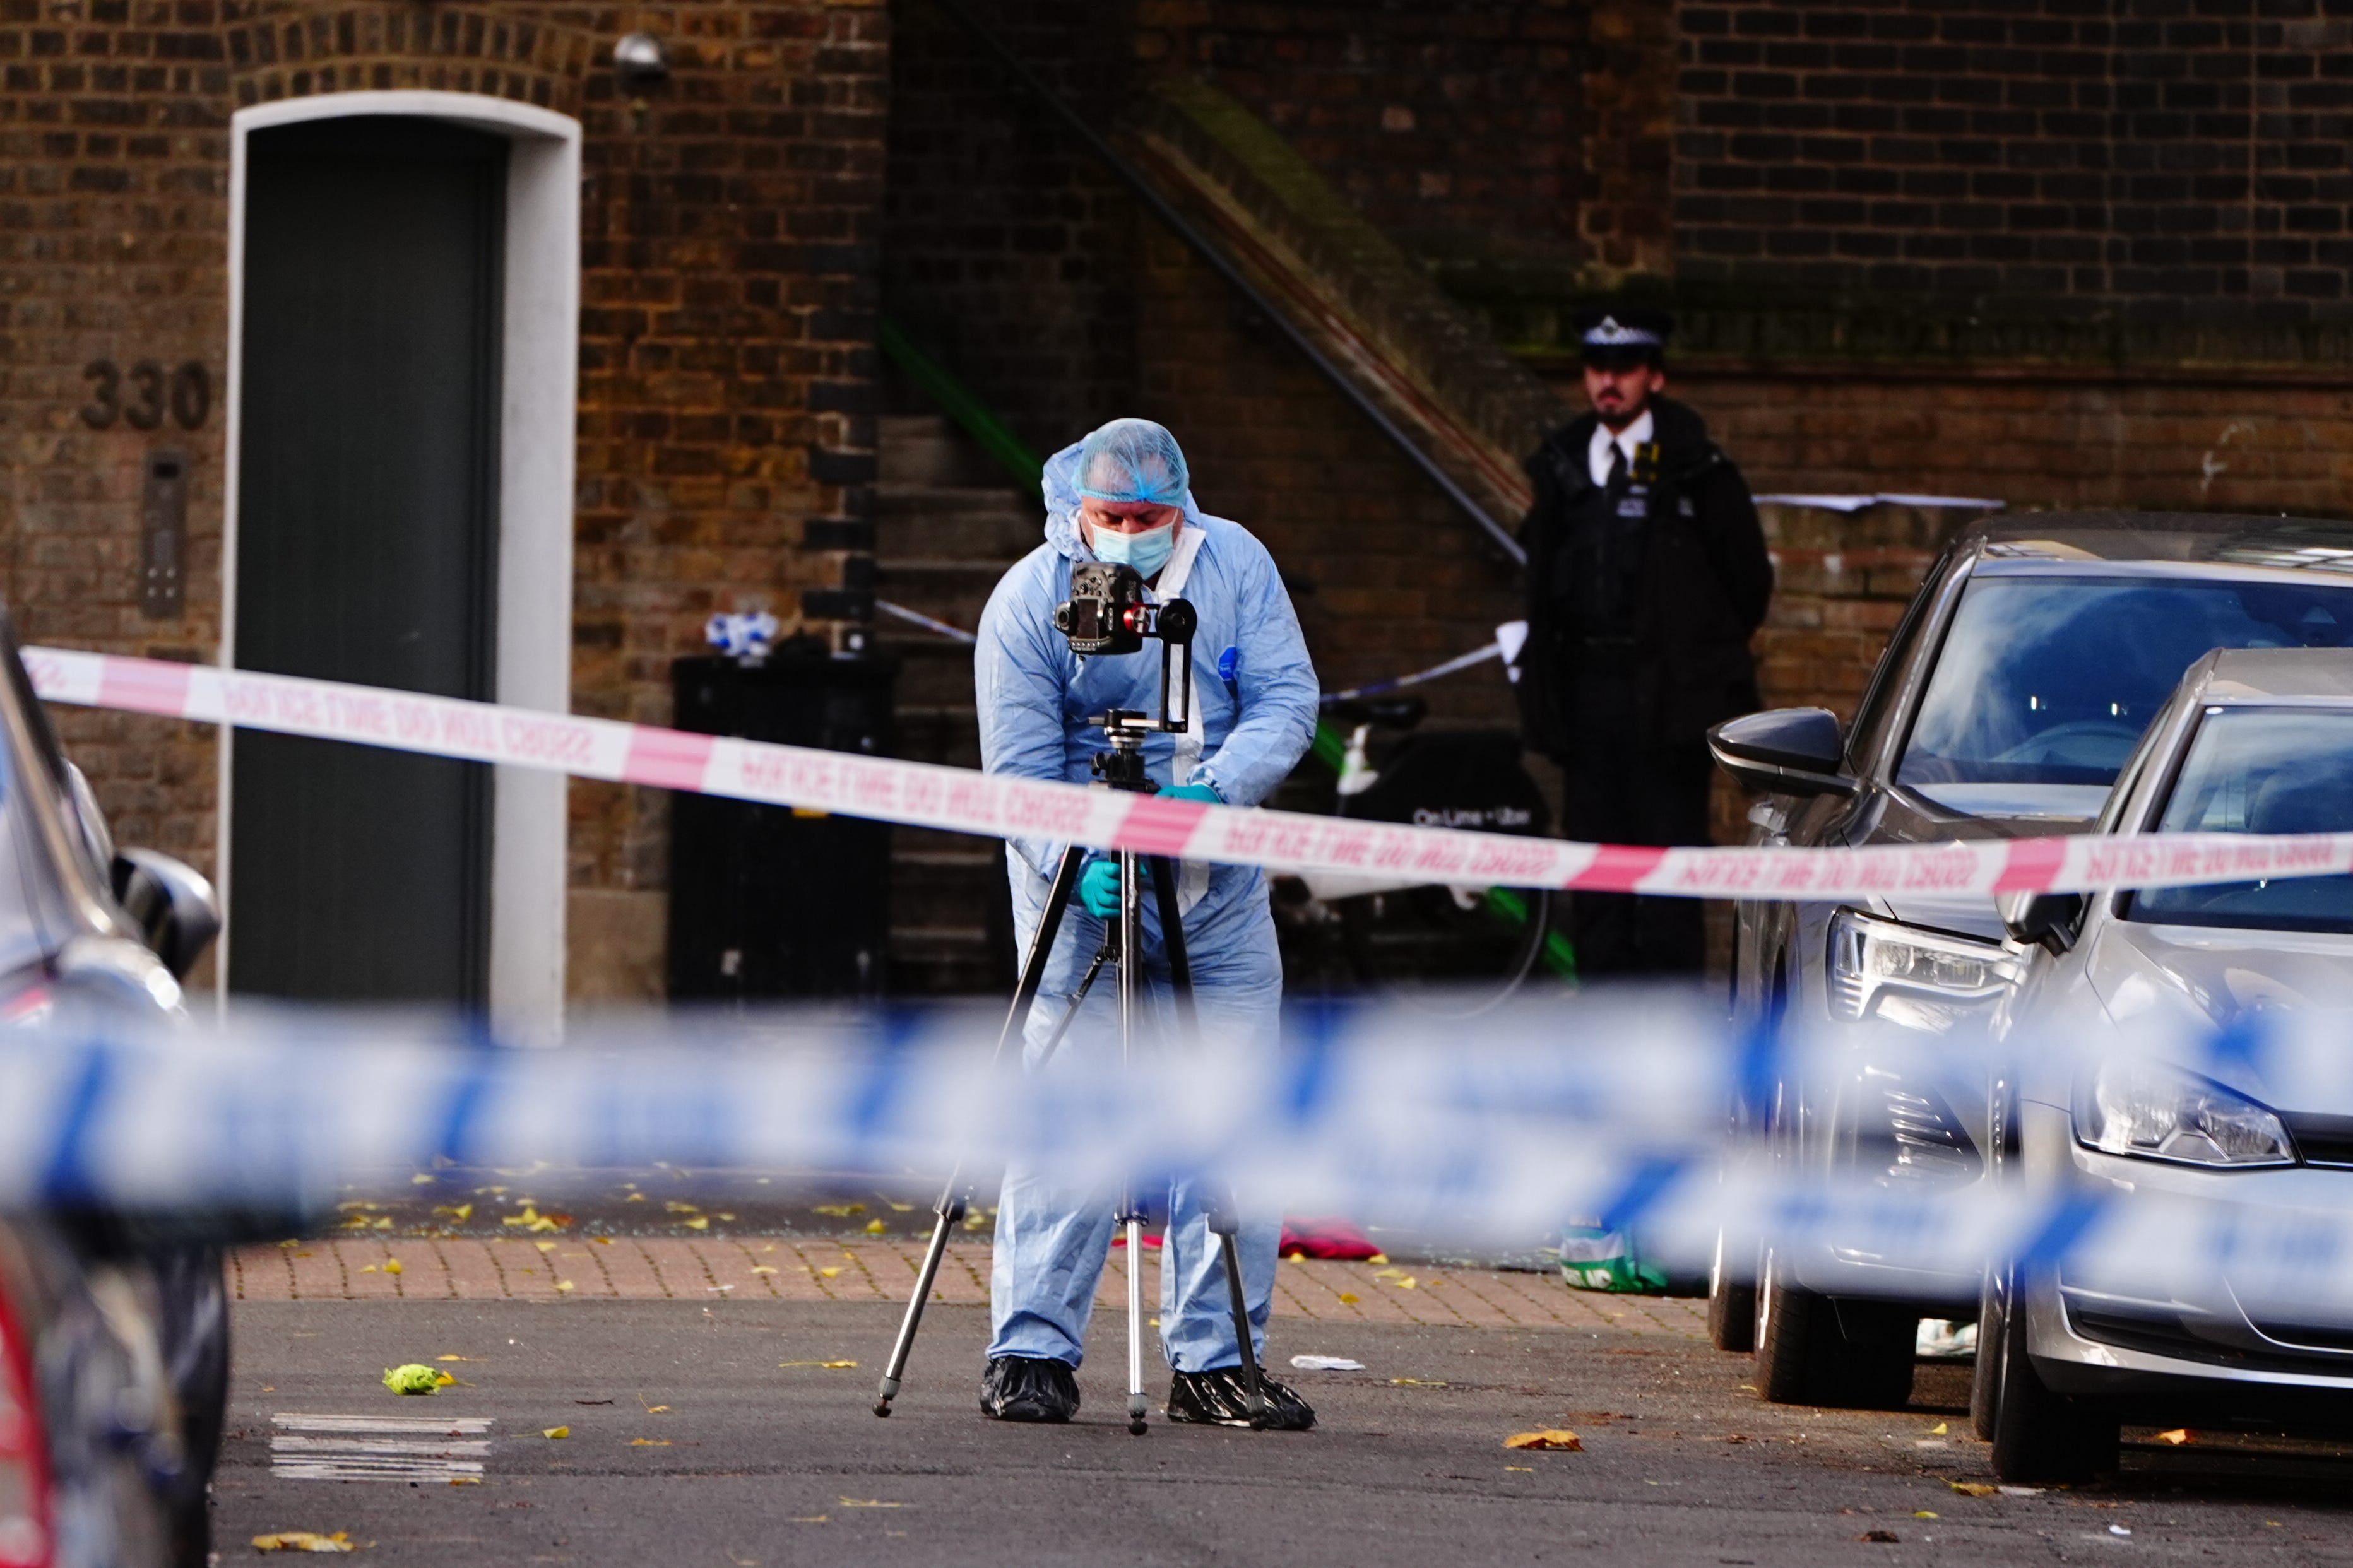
1979, 646, 2353, 1480
1709, 513, 2353, 1411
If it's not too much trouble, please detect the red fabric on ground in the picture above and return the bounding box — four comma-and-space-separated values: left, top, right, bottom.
1279, 1217, 1380, 1260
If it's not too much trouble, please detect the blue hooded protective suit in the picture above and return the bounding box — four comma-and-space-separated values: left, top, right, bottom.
974, 424, 1319, 1374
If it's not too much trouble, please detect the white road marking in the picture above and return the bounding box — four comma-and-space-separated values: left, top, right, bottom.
271, 1414, 494, 1483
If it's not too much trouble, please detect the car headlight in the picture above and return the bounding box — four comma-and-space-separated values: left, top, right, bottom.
2075, 1060, 2296, 1168
1827, 909, 2024, 1026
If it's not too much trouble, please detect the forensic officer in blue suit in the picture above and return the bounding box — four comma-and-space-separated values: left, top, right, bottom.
973, 418, 1321, 1429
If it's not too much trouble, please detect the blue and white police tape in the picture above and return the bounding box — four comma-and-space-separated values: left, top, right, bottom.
13, 993, 2353, 1316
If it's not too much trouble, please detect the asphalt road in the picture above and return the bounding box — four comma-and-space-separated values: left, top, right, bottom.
216, 1297, 2353, 1565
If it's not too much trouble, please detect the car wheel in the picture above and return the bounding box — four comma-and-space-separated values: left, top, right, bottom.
1969, 1260, 2006, 1442
1984, 1263, 2119, 1483
1753, 1249, 1917, 1408
1708, 1229, 1756, 1353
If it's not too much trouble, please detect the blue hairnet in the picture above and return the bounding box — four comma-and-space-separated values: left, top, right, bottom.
1074, 418, 1189, 506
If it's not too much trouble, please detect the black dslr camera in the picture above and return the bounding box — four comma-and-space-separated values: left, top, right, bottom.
1053, 562, 1196, 657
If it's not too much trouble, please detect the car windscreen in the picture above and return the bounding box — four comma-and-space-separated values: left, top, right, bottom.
1896, 576, 2353, 820
2126, 708, 2353, 934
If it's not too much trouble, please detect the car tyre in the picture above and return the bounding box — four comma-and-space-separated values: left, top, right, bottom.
1753, 1249, 1916, 1408
1969, 1260, 2006, 1442
1708, 1230, 1756, 1353
1981, 1263, 2119, 1483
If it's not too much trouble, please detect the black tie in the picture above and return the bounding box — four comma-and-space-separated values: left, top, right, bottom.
1606, 442, 1628, 492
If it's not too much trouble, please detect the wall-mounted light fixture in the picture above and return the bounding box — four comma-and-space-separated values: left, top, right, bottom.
614, 32, 670, 90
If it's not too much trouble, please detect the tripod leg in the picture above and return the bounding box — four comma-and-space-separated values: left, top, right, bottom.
1123, 1199, 1149, 1436
1151, 855, 1268, 1427
1029, 944, 1110, 1073
874, 841, 1088, 1418
1146, 854, 1199, 1042
1209, 1195, 1272, 1429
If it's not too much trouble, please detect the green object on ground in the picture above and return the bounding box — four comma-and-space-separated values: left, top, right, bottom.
382, 1362, 441, 1396
1558, 1227, 1671, 1294
877, 316, 1045, 497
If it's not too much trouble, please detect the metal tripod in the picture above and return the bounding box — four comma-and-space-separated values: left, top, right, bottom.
872, 716, 1272, 1435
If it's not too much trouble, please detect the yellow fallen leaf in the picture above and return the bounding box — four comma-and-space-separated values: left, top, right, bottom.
1367, 1253, 1389, 1265
372, 1218, 392, 1230
1504, 1430, 1582, 1451
434, 1371, 454, 1388
436, 1355, 477, 1362
629, 1438, 670, 1446
536, 1241, 557, 1253
684, 1217, 710, 1230
1913, 1511, 1939, 1519
751, 1266, 778, 1275
448, 1477, 480, 1487
716, 1213, 736, 1222
1951, 1482, 1997, 1497
337, 1201, 385, 1212
384, 1260, 403, 1276
543, 1426, 569, 1439
2157, 1428, 2195, 1446
864, 1218, 887, 1234
358, 1265, 377, 1274
820, 1267, 843, 1278
1373, 1266, 1404, 1278
779, 1360, 861, 1369
1505, 1465, 1533, 1472
1929, 1422, 1948, 1435
251, 1531, 356, 1553
412, 1173, 436, 1185
624, 1192, 646, 1203
475, 1186, 508, 1195
1392, 1377, 1448, 1387
887, 1201, 915, 1212
1397, 1276, 1419, 1290
838, 1498, 906, 1508
434, 1204, 473, 1220
595, 1237, 614, 1245
667, 1201, 701, 1215
813, 1203, 867, 1217
1338, 1293, 1360, 1305
789, 1516, 829, 1524
555, 1280, 575, 1294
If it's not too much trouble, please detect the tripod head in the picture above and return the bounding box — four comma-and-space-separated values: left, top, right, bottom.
1052, 562, 1198, 793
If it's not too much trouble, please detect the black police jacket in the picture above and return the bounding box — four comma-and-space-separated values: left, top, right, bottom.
1514, 396, 1774, 761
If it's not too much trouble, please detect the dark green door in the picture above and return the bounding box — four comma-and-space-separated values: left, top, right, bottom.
232, 116, 505, 1005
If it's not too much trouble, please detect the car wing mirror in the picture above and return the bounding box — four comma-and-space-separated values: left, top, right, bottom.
110, 849, 221, 981
1998, 889, 2085, 956
1707, 707, 1857, 798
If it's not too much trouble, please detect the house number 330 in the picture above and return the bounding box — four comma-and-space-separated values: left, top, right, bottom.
80, 360, 211, 432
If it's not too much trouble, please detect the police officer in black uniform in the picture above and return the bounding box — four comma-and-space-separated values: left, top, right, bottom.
1514, 309, 1773, 977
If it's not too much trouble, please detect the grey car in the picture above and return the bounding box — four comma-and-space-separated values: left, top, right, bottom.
1707, 512, 2353, 1410
1978, 646, 2353, 1481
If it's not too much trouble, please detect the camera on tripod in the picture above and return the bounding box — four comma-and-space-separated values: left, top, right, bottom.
1054, 562, 1197, 657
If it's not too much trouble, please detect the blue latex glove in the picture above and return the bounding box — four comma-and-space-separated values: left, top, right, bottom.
1158, 783, 1223, 806
1079, 856, 1147, 919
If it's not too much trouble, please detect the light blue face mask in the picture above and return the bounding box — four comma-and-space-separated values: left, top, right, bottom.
1089, 519, 1177, 579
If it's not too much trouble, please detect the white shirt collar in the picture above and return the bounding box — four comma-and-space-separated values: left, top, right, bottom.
1586, 407, 1655, 486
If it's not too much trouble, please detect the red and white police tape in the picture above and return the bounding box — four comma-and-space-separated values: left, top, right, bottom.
26, 646, 2353, 901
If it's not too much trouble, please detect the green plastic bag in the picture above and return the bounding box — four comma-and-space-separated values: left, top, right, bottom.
1557, 1224, 1670, 1294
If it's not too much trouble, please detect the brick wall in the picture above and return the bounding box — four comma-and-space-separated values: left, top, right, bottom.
880, 0, 1137, 456
1676, 0, 2353, 318
0, 0, 890, 1002
1136, 227, 1526, 741
1133, 0, 1592, 269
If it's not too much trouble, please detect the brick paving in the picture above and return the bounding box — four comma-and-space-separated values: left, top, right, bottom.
228, 1239, 1706, 1335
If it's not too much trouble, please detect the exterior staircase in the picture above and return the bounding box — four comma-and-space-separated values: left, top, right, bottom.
875, 411, 1035, 994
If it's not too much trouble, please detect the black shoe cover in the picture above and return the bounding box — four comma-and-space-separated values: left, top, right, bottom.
980, 1355, 1079, 1422
1165, 1367, 1316, 1430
